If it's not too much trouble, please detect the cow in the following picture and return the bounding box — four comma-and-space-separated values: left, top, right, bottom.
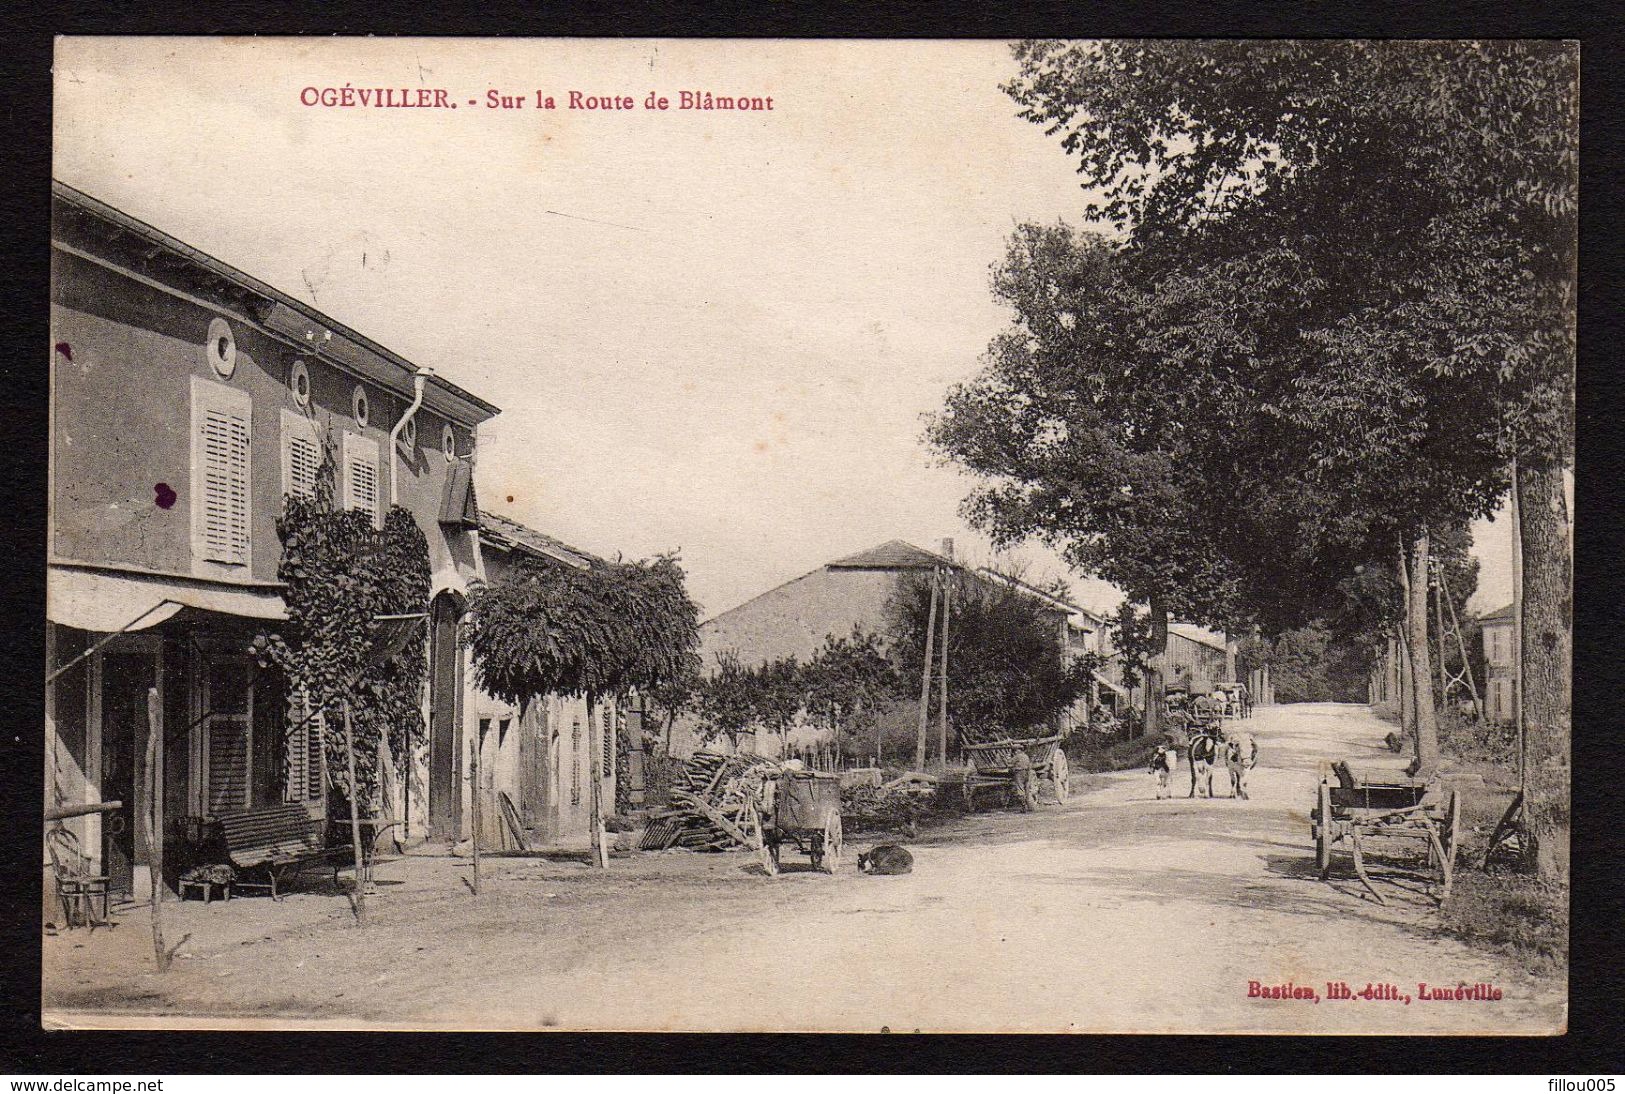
1224, 732, 1259, 800
1188, 730, 1221, 798
1149, 742, 1178, 799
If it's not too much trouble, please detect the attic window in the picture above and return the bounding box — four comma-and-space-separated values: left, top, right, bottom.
352, 385, 370, 428
442, 423, 457, 462
206, 317, 237, 379
289, 359, 311, 408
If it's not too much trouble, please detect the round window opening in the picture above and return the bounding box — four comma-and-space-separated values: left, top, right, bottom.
206, 317, 237, 378
442, 423, 457, 462
352, 385, 370, 428
289, 359, 311, 408
401, 415, 417, 450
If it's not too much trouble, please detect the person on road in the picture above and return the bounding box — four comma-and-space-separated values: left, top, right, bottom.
1010, 748, 1035, 812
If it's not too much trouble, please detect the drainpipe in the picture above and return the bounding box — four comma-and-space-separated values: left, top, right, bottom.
389, 367, 434, 507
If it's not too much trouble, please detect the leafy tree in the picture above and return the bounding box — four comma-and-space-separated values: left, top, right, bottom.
691, 652, 758, 752
753, 656, 805, 753
802, 628, 899, 765
886, 571, 1090, 745
1001, 41, 1572, 831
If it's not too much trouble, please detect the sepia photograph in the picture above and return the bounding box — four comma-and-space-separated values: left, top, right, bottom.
42, 36, 1574, 1034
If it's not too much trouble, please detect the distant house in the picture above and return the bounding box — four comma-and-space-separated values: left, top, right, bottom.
680, 539, 1093, 757
1480, 603, 1516, 725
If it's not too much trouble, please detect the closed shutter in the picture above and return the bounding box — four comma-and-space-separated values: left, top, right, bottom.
282, 410, 321, 500
309, 712, 326, 801
208, 715, 251, 813
192, 378, 252, 567
343, 432, 381, 526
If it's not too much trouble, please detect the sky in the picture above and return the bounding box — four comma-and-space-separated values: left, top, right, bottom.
53, 37, 1515, 622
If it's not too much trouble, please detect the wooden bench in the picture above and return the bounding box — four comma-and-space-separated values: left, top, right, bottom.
216, 803, 347, 900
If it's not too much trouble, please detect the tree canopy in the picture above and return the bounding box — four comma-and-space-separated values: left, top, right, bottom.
464, 553, 701, 709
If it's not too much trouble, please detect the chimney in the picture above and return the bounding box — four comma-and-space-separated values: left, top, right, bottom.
939, 537, 955, 561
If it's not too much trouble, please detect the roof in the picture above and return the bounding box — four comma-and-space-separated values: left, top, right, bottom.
1479, 603, 1515, 624
826, 540, 960, 571
977, 567, 1102, 624
1167, 622, 1229, 653
52, 180, 499, 425
479, 510, 595, 570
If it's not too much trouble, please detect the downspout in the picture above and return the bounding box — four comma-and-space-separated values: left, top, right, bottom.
389, 367, 434, 508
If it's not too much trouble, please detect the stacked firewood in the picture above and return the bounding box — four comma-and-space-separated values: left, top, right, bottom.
637, 752, 777, 852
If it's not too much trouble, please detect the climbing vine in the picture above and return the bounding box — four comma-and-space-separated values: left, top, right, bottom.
253, 443, 431, 811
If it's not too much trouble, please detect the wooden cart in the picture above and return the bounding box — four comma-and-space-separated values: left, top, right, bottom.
955, 735, 1069, 810
1310, 762, 1461, 905
750, 769, 843, 876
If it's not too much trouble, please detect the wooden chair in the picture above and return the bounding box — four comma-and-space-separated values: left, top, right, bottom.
45, 825, 111, 929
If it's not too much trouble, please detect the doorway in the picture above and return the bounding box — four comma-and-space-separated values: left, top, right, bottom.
98, 641, 158, 900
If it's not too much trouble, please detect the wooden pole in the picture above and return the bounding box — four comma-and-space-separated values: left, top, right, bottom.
470, 715, 482, 893
342, 703, 367, 923
143, 687, 168, 971
937, 570, 950, 769
915, 575, 939, 770
1433, 563, 1449, 701
1510, 457, 1525, 795
589, 698, 609, 868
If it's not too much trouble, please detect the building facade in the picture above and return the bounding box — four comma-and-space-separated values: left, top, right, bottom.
1479, 603, 1516, 725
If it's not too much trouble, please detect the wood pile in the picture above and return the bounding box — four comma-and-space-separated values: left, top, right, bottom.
637, 752, 776, 852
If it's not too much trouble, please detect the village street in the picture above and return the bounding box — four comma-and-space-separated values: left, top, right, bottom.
43, 703, 1564, 1034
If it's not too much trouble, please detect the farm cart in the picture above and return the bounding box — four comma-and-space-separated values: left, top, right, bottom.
750, 769, 843, 876
1310, 761, 1461, 905
954, 735, 1069, 811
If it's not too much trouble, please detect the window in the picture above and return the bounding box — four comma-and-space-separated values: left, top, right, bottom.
442, 423, 457, 462
205, 657, 252, 814
191, 377, 252, 568
343, 432, 381, 526
281, 410, 320, 500
352, 384, 371, 428
288, 358, 311, 408
571, 718, 582, 806
283, 692, 326, 806
400, 414, 417, 451
206, 317, 237, 379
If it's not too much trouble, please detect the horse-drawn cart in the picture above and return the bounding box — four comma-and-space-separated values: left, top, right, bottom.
954, 735, 1069, 810
1310, 761, 1461, 905
750, 769, 843, 876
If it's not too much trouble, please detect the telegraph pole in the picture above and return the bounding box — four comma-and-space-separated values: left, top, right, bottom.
916, 573, 939, 771
937, 569, 950, 769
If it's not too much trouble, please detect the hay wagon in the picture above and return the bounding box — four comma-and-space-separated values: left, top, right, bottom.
750, 769, 843, 876
1310, 761, 1461, 905
953, 734, 1069, 810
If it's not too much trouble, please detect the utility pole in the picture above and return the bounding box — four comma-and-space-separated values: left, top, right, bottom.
937, 569, 950, 769
916, 573, 939, 771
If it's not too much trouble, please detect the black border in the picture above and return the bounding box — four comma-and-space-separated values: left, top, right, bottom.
2, 0, 1621, 1075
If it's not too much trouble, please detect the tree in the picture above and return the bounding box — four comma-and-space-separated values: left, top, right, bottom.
802, 628, 899, 765
753, 656, 805, 754
887, 571, 1089, 745
692, 652, 758, 752
1002, 42, 1572, 819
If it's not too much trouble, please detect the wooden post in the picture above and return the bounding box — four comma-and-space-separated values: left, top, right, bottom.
937, 571, 950, 769
470, 716, 481, 894
915, 575, 938, 770
1510, 457, 1525, 795
342, 703, 367, 923
588, 698, 609, 869
143, 688, 168, 971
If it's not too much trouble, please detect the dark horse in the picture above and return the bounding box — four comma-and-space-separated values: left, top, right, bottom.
1188, 727, 1223, 798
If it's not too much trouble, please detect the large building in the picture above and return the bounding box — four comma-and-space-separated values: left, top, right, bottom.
1479, 603, 1516, 725
46, 182, 617, 908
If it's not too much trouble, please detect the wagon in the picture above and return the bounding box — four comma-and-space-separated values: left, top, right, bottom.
954, 734, 1069, 810
1309, 761, 1461, 905
750, 769, 843, 876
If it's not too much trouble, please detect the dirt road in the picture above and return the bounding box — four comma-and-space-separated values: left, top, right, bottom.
44, 703, 1565, 1033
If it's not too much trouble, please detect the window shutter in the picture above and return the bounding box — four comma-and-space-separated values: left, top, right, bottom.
282, 411, 321, 500
208, 715, 250, 813
192, 380, 252, 566
343, 433, 381, 526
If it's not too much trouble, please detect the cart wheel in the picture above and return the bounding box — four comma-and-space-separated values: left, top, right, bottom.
821, 813, 843, 874
1051, 750, 1071, 802
754, 810, 779, 877
1316, 781, 1332, 878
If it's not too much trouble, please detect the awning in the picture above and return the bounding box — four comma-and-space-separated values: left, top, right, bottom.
48, 565, 286, 634
1091, 670, 1131, 699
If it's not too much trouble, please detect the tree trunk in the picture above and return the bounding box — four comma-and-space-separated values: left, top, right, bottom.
1517, 460, 1571, 883
342, 703, 368, 922
1145, 599, 1169, 739
1403, 531, 1440, 774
